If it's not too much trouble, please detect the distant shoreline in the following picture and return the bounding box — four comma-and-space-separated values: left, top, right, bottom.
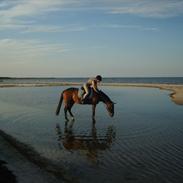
1, 77, 183, 85
0, 77, 11, 79
0, 82, 183, 105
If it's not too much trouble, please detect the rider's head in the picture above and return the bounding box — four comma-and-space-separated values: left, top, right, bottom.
96, 75, 102, 82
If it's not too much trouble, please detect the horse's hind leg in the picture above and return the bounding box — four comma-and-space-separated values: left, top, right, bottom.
64, 100, 74, 121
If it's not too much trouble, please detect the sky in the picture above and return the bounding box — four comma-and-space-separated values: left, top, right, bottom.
0, 0, 183, 77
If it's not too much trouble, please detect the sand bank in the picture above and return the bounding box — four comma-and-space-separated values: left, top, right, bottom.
103, 83, 183, 105
0, 82, 183, 105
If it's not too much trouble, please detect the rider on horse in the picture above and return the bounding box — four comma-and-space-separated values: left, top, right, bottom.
81, 75, 102, 103
56, 74, 114, 121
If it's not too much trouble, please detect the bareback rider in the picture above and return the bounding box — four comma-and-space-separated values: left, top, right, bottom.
81, 75, 102, 103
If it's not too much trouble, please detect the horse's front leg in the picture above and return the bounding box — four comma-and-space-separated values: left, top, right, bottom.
68, 108, 74, 121
64, 106, 69, 122
92, 104, 96, 122
68, 101, 75, 121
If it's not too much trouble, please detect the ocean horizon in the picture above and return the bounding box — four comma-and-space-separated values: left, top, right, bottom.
1, 77, 183, 85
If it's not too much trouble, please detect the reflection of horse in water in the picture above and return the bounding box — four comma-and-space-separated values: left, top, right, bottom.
56, 88, 115, 121
56, 121, 116, 162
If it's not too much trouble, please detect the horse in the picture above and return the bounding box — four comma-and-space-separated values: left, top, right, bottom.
56, 87, 115, 121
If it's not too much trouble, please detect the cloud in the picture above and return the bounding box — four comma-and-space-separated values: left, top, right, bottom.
100, 24, 159, 32
21, 25, 87, 33
109, 0, 183, 18
0, 0, 77, 20
0, 0, 182, 34
0, 0, 80, 27
0, 38, 67, 63
0, 38, 66, 53
1, 0, 183, 24
0, 0, 88, 34
0, 23, 87, 33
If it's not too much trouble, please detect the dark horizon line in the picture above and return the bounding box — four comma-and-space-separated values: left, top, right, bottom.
1, 76, 183, 79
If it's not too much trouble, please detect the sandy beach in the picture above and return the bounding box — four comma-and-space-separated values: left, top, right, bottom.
103, 83, 183, 105
0, 82, 183, 105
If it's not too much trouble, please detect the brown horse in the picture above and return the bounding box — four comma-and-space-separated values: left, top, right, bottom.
56, 87, 115, 121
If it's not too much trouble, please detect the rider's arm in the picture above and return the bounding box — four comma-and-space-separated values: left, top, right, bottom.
92, 80, 99, 93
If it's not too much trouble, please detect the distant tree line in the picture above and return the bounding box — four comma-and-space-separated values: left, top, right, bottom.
0, 77, 11, 79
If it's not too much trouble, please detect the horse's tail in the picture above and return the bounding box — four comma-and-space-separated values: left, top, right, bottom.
56, 92, 63, 115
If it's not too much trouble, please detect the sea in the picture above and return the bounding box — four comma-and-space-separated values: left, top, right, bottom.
0, 77, 183, 84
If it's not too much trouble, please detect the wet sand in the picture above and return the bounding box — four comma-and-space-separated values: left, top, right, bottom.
0, 131, 67, 183
0, 160, 16, 183
0, 82, 183, 105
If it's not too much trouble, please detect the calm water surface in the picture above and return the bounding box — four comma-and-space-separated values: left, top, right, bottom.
0, 86, 183, 183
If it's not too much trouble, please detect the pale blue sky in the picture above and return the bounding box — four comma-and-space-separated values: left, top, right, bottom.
0, 0, 183, 77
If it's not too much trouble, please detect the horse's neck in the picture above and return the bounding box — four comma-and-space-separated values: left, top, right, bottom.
99, 91, 111, 104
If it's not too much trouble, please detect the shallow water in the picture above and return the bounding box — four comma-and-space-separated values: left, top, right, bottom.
0, 86, 183, 183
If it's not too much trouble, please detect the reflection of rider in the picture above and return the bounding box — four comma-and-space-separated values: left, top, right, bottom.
81, 75, 102, 103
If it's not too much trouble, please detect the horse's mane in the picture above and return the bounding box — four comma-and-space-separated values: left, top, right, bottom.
99, 90, 111, 103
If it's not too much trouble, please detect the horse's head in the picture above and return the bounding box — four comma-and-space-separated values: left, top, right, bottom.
98, 90, 115, 117
106, 101, 115, 117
